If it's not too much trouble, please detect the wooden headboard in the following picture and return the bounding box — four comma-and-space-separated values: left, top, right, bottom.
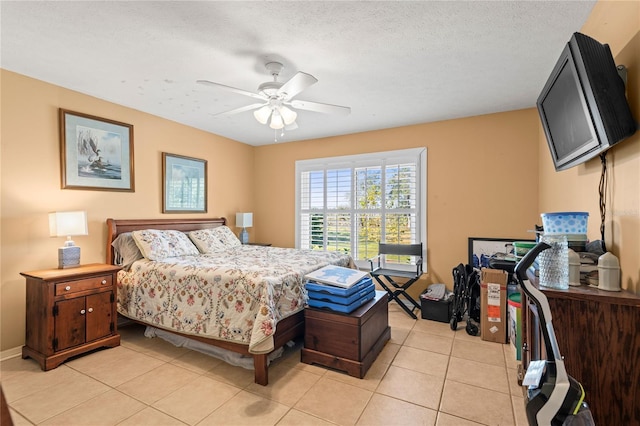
105, 217, 227, 265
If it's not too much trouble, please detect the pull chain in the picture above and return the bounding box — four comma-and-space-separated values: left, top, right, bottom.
273, 128, 286, 143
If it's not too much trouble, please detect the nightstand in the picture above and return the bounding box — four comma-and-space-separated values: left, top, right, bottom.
20, 263, 121, 370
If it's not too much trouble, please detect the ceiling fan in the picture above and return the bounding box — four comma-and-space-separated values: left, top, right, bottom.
197, 62, 350, 131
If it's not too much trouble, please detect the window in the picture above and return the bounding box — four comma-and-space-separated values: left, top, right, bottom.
296, 148, 426, 269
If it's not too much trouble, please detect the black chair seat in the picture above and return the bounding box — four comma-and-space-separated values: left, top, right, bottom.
369, 243, 423, 319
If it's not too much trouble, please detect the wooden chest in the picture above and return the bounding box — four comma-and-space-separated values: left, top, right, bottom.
301, 290, 390, 378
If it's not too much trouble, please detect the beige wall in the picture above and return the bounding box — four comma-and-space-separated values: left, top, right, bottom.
539, 1, 640, 293
0, 70, 540, 354
1, 70, 254, 351
253, 109, 541, 292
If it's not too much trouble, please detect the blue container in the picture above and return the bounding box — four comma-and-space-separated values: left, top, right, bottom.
541, 212, 589, 234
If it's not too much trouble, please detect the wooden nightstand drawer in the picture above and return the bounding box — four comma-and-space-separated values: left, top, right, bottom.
55, 275, 112, 295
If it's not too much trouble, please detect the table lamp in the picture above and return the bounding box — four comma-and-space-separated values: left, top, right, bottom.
236, 212, 253, 244
49, 211, 88, 269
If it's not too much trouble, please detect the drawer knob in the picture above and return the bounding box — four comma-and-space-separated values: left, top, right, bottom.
101, 279, 107, 285
88, 307, 94, 313
65, 285, 71, 291
80, 309, 86, 315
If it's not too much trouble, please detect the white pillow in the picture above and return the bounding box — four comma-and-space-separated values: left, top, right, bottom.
188, 228, 228, 254
132, 229, 199, 261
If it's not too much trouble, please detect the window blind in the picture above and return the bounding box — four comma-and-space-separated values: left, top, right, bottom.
296, 148, 427, 269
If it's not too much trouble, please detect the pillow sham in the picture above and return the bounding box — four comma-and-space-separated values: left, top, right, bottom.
132, 229, 200, 261
188, 228, 228, 254
211, 225, 242, 248
111, 232, 144, 270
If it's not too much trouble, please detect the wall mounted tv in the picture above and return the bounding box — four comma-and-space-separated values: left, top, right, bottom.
537, 32, 636, 171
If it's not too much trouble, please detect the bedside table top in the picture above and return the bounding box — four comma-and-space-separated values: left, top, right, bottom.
20, 263, 121, 280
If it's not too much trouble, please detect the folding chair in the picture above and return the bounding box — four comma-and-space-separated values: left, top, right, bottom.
369, 243, 423, 319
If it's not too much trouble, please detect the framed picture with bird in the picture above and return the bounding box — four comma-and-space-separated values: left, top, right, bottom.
59, 109, 134, 191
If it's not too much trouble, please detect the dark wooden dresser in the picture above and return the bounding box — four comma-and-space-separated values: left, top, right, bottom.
301, 290, 390, 378
522, 271, 640, 425
21, 264, 121, 370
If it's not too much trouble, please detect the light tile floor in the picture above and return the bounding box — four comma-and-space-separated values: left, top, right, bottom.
1, 303, 529, 425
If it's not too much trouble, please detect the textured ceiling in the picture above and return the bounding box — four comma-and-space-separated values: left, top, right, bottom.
1, 1, 596, 146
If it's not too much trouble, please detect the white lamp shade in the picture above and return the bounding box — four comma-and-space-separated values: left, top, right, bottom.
49, 211, 88, 237
279, 106, 297, 125
269, 111, 284, 129
253, 106, 272, 125
236, 212, 253, 228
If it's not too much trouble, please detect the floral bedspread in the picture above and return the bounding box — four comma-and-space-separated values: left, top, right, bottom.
117, 245, 353, 353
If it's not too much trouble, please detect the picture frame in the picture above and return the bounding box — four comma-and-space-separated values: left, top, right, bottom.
468, 237, 535, 268
59, 109, 134, 191
162, 152, 207, 213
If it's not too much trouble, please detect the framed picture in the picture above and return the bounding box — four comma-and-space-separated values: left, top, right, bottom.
59, 109, 134, 191
468, 237, 535, 268
162, 153, 207, 213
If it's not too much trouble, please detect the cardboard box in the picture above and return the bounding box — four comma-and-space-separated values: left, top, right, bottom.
480, 268, 508, 343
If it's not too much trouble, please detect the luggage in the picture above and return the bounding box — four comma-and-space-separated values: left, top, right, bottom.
307, 288, 376, 313
306, 276, 375, 314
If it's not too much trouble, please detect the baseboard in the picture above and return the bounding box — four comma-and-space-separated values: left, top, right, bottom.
0, 346, 22, 362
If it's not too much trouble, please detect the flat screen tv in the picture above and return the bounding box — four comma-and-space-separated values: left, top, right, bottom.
537, 32, 636, 171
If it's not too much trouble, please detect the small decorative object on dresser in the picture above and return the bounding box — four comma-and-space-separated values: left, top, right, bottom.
236, 212, 253, 244
48, 210, 88, 269
20, 263, 121, 370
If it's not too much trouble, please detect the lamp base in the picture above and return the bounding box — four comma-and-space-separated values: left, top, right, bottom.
58, 246, 81, 269
239, 228, 249, 244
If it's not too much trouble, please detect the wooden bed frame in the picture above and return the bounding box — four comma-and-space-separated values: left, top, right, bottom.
105, 217, 305, 386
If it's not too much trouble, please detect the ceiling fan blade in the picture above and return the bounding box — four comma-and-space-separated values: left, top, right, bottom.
197, 80, 266, 100
277, 72, 318, 100
290, 99, 351, 115
212, 102, 266, 117
285, 121, 298, 131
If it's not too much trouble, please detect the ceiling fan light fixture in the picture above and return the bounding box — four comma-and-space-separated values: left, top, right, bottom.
199, 60, 349, 137
269, 110, 284, 129
279, 106, 297, 125
253, 105, 272, 124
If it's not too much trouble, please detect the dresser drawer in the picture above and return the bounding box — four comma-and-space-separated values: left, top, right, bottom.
55, 275, 112, 295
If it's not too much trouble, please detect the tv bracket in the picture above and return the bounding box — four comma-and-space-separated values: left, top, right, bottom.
617, 65, 628, 86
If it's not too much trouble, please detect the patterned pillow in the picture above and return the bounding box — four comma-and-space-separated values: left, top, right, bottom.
188, 228, 228, 254
212, 225, 242, 248
131, 229, 199, 261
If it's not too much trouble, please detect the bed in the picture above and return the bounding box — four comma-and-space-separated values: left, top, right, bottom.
106, 217, 353, 385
